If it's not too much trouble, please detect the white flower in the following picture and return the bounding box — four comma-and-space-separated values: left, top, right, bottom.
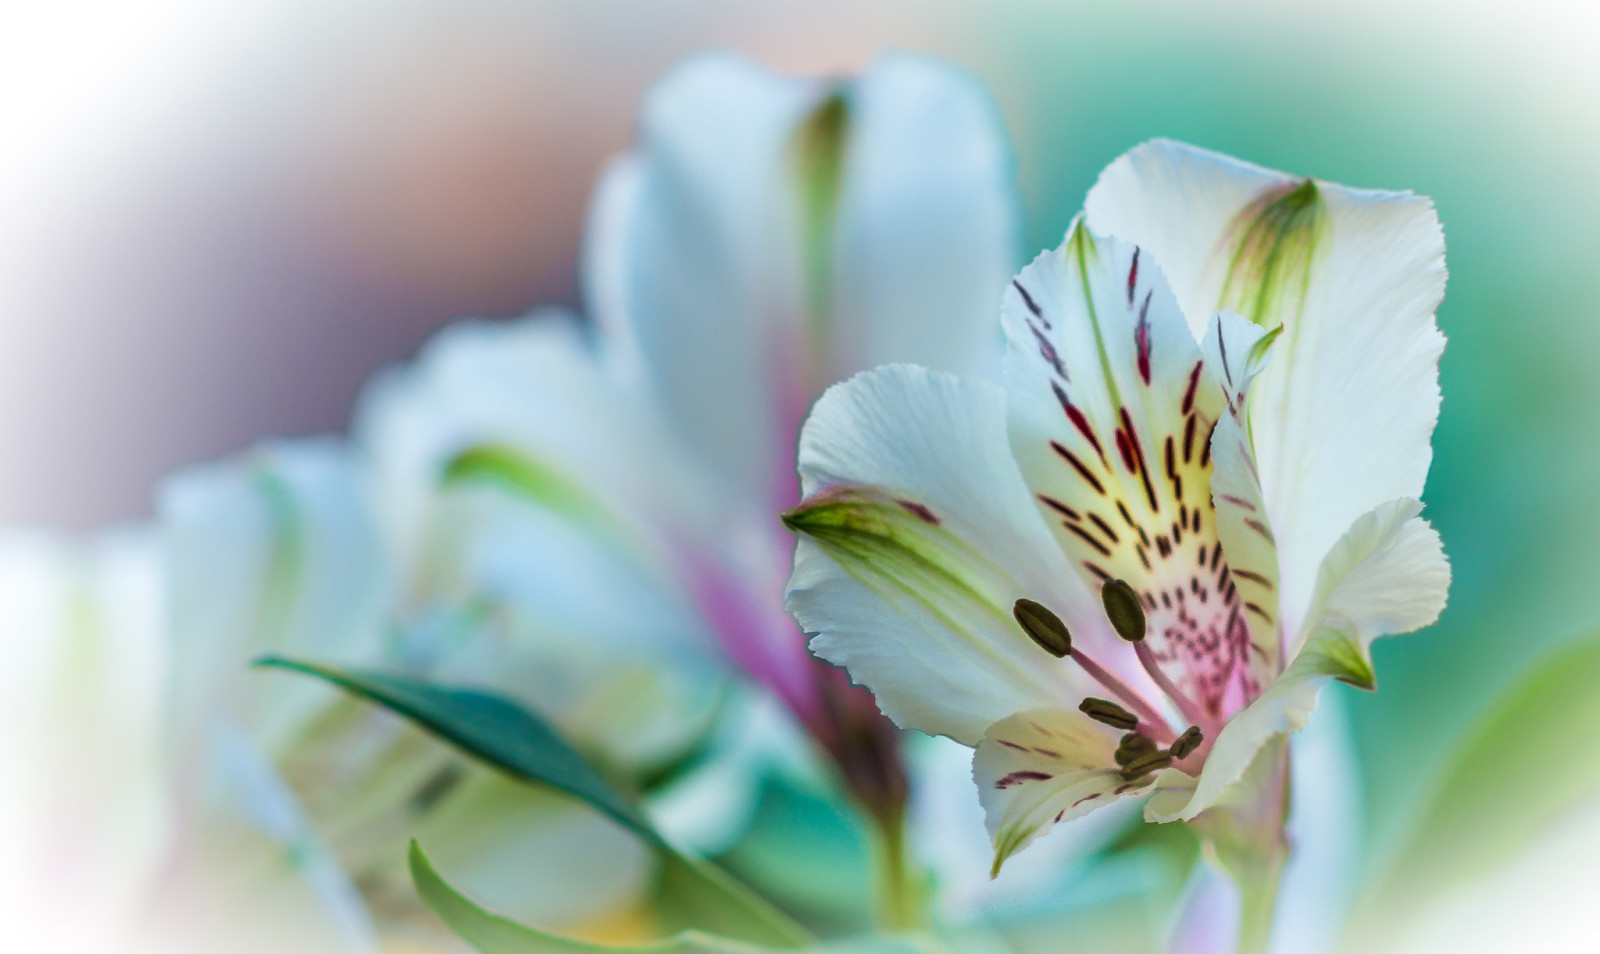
783, 140, 1450, 888
354, 48, 1022, 876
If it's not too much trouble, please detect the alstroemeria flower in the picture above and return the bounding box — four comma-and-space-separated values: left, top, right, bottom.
356, 48, 1021, 869
783, 140, 1450, 881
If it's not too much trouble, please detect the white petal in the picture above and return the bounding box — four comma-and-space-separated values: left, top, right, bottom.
354, 312, 717, 569
786, 365, 1092, 745
1294, 497, 1451, 664
1205, 422, 1281, 693
353, 314, 745, 768
581, 52, 813, 499
905, 731, 1139, 921
975, 708, 1178, 876
584, 52, 1022, 506
0, 531, 171, 943
828, 52, 1020, 382
1003, 225, 1273, 720
1086, 140, 1446, 642
158, 439, 392, 757
1152, 498, 1448, 821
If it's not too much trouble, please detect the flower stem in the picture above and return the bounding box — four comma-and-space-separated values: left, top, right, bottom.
1233, 854, 1284, 954
868, 804, 922, 932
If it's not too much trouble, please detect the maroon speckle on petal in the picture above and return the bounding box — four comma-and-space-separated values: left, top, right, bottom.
896, 499, 940, 525
996, 770, 1055, 789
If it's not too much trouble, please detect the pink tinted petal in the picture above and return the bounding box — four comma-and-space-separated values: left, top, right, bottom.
678, 543, 822, 725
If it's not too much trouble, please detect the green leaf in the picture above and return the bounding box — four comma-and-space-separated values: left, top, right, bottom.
256, 656, 812, 948
410, 843, 939, 954
257, 655, 652, 835
1351, 632, 1600, 939
410, 841, 759, 954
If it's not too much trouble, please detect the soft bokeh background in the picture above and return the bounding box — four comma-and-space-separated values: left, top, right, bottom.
5, 0, 1598, 942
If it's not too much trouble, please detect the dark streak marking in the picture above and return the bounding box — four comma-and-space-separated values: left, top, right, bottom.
1038, 494, 1081, 521
1216, 316, 1235, 387
1135, 290, 1153, 385
1127, 248, 1140, 305
1088, 512, 1121, 544
1244, 518, 1275, 542
1120, 409, 1160, 512
1012, 279, 1047, 328
997, 770, 1054, 789
1051, 441, 1106, 495
1032, 325, 1066, 377
1065, 522, 1114, 557
1083, 561, 1112, 583
1052, 382, 1105, 460
1230, 568, 1273, 589
1181, 362, 1203, 415
1183, 415, 1197, 463
897, 499, 940, 525
1115, 428, 1139, 474
1245, 602, 1274, 624
1219, 494, 1257, 511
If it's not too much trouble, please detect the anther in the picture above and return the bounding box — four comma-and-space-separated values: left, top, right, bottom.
1169, 725, 1204, 760
1114, 732, 1157, 767
1101, 579, 1147, 642
1013, 598, 1072, 658
1120, 750, 1173, 781
1079, 697, 1139, 730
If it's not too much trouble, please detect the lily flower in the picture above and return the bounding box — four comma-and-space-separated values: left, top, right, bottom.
783, 140, 1450, 944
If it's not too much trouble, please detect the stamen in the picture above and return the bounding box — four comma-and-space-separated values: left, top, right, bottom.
1065, 647, 1174, 741
1012, 598, 1072, 658
1101, 579, 1146, 642
1114, 732, 1157, 767
1079, 697, 1139, 730
1120, 749, 1173, 781
1134, 640, 1209, 730
1169, 725, 1204, 760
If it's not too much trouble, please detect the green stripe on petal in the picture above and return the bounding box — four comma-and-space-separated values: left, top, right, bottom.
784, 484, 1008, 637
1219, 178, 1327, 329
786, 365, 1092, 746
443, 442, 616, 533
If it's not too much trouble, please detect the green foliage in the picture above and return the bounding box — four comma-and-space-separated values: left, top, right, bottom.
256, 656, 813, 949
410, 842, 946, 954
1350, 631, 1600, 941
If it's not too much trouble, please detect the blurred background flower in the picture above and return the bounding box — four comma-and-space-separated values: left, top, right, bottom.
4, 0, 1600, 951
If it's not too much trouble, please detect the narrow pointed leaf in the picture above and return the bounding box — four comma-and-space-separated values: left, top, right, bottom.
410, 841, 752, 953
257, 654, 651, 835
258, 656, 811, 947
411, 843, 936, 954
